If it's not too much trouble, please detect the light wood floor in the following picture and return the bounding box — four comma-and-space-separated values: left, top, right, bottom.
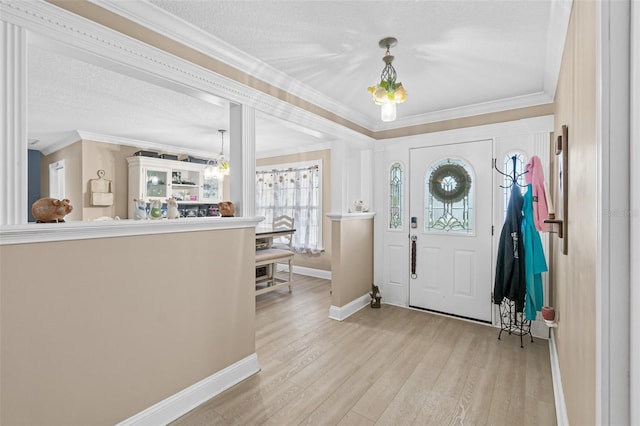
172, 275, 556, 426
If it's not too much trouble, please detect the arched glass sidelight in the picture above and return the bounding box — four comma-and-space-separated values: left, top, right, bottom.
425, 158, 474, 234
389, 162, 403, 229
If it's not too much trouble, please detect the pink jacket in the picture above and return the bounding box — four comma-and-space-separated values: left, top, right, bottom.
525, 155, 550, 232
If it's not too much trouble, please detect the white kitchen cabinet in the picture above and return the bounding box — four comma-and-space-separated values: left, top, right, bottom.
127, 156, 222, 217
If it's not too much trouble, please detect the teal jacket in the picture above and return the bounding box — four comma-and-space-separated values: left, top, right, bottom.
522, 184, 548, 320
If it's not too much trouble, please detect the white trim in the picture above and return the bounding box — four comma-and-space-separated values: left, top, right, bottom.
596, 1, 631, 424
291, 265, 331, 280
630, 2, 640, 424
42, 130, 218, 160
374, 92, 553, 133
0, 217, 264, 246
88, 0, 569, 134
116, 353, 259, 426
326, 212, 376, 221
90, 0, 374, 131
549, 329, 569, 426
529, 319, 550, 340
0, 19, 28, 225
328, 293, 370, 321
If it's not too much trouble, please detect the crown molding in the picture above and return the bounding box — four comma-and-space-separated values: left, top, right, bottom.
2, 0, 370, 145
373, 92, 554, 132
89, 0, 375, 131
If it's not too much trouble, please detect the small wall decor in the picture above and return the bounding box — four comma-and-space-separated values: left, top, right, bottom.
32, 197, 73, 223
90, 170, 114, 207
545, 124, 568, 255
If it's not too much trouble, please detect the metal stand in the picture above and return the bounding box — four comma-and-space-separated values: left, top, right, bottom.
497, 298, 533, 348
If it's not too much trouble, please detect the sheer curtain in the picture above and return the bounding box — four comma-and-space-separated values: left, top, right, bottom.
255, 164, 321, 253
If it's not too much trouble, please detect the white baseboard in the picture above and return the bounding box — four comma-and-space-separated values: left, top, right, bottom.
549, 329, 569, 426
328, 293, 370, 321
531, 319, 550, 339
292, 265, 332, 280
116, 353, 259, 426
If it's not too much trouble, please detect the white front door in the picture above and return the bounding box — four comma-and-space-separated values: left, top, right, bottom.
409, 140, 493, 322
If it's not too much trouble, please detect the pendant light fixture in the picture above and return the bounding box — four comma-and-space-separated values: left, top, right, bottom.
368, 37, 407, 122
205, 129, 230, 179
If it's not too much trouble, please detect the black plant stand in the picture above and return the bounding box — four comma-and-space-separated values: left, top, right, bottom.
497, 298, 533, 348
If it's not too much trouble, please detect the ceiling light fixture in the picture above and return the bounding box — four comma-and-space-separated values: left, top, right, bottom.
368, 37, 407, 122
205, 129, 230, 179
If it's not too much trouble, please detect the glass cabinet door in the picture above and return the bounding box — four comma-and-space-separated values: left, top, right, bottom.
202, 172, 220, 202
145, 168, 169, 198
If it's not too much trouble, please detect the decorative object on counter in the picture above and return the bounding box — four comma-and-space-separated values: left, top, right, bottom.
89, 169, 114, 207
208, 204, 220, 217
149, 199, 163, 220
32, 197, 73, 223
354, 200, 364, 212
166, 197, 180, 219
132, 198, 148, 220
218, 201, 235, 217
370, 283, 381, 308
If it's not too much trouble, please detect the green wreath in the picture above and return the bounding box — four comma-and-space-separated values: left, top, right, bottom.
429, 162, 471, 203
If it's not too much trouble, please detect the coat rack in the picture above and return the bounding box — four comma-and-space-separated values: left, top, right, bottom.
493, 155, 528, 188
493, 155, 533, 348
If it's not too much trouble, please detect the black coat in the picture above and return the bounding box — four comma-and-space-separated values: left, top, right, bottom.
494, 186, 526, 312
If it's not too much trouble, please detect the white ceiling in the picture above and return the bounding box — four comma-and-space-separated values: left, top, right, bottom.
27, 0, 570, 157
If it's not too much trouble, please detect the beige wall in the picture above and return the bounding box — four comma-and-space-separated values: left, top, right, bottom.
40, 140, 83, 221
257, 149, 331, 271
551, 1, 596, 424
330, 218, 373, 306
0, 228, 256, 425
82, 140, 138, 220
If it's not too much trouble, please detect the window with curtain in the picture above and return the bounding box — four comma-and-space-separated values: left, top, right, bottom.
255, 161, 322, 253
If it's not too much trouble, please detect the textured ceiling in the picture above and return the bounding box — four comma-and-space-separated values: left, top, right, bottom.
27, 0, 566, 156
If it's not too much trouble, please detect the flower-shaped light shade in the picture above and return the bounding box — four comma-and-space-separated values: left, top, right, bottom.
205, 129, 230, 178
368, 37, 407, 122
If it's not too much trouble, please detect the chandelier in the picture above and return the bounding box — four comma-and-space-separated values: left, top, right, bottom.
205, 129, 230, 179
368, 37, 407, 122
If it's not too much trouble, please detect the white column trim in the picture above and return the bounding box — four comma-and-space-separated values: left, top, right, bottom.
0, 20, 28, 225
595, 1, 631, 424
630, 1, 640, 423
230, 103, 256, 217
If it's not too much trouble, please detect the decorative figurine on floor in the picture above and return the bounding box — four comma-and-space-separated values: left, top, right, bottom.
218, 201, 235, 217
166, 197, 180, 219
370, 283, 381, 308
132, 198, 148, 220
149, 199, 163, 220
32, 197, 73, 223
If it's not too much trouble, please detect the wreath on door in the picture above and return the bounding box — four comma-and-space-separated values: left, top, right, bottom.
428, 162, 471, 203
